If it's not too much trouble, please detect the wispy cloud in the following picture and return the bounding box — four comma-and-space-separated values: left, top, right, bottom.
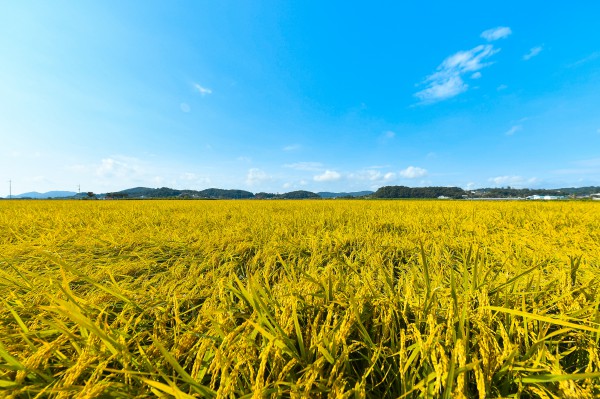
523, 46, 543, 61
399, 166, 428, 179
179, 172, 211, 185
245, 168, 270, 186
283, 144, 301, 151
552, 158, 600, 178
489, 175, 538, 187
314, 170, 341, 182
481, 26, 512, 41
284, 162, 323, 171
348, 169, 396, 182
377, 130, 396, 144
470, 71, 482, 79
505, 125, 522, 136
194, 83, 212, 96
575, 158, 600, 167
415, 44, 499, 103
567, 52, 600, 68
282, 180, 308, 190
96, 157, 143, 179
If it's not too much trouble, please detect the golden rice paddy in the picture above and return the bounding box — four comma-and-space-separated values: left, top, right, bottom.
0, 200, 599, 398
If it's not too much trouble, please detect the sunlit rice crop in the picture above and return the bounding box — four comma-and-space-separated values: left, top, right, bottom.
0, 200, 599, 398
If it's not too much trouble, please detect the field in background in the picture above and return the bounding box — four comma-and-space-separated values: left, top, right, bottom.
0, 200, 599, 398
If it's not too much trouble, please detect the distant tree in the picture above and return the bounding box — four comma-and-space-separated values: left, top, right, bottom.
106, 192, 128, 199
254, 192, 278, 199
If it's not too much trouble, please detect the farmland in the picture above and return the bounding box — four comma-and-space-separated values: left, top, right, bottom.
0, 200, 599, 398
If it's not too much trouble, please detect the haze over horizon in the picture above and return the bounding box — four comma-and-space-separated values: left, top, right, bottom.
2, 1, 600, 196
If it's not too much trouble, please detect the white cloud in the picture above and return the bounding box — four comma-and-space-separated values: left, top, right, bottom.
416, 75, 467, 102
314, 170, 341, 182
497, 84, 508, 91
346, 169, 397, 185
523, 46, 543, 61
399, 166, 428, 179
383, 172, 396, 180
180, 173, 211, 185
378, 130, 396, 144
365, 170, 383, 181
489, 175, 539, 187
180, 103, 191, 112
344, 170, 397, 191
245, 168, 270, 186
350, 170, 382, 181
96, 157, 142, 179
505, 125, 522, 136
284, 162, 323, 171
481, 26, 512, 41
283, 144, 301, 151
194, 83, 212, 96
281, 179, 309, 190
471, 72, 482, 79
415, 45, 499, 103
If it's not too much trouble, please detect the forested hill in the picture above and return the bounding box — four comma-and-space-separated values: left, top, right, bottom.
107, 187, 255, 199
105, 187, 322, 199
373, 186, 466, 199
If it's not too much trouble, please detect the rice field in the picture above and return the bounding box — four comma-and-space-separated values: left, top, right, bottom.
0, 200, 599, 398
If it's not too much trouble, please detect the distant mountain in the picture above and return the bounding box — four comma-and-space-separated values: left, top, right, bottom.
198, 188, 255, 199
107, 187, 254, 199
107, 187, 323, 199
11, 191, 78, 199
318, 191, 374, 198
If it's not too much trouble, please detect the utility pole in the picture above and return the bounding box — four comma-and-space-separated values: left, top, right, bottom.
8, 180, 11, 199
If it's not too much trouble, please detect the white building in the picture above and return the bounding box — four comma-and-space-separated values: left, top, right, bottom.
526, 195, 565, 200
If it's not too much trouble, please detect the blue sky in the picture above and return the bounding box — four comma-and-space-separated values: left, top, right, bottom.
1, 1, 600, 195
